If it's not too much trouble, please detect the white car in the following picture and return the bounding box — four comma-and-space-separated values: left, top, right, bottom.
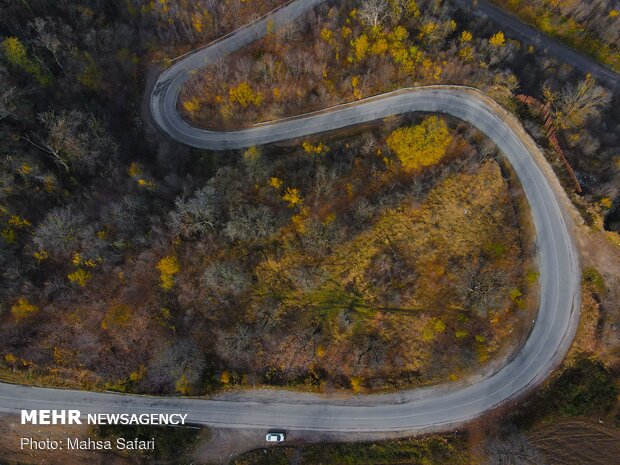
265, 432, 286, 442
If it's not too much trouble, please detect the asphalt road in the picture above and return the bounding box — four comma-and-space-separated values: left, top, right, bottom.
467, 0, 619, 88
0, 0, 581, 433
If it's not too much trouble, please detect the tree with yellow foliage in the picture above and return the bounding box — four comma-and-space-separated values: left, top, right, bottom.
11, 298, 39, 320
68, 268, 92, 287
269, 177, 283, 189
320, 27, 333, 43
1, 37, 50, 86
182, 97, 200, 113
350, 376, 363, 392
406, 0, 420, 18
386, 116, 452, 172
352, 34, 370, 62
229, 82, 263, 107
371, 37, 388, 55
302, 141, 328, 155
459, 46, 474, 61
243, 146, 260, 161
460, 30, 473, 43
175, 372, 191, 395
157, 255, 180, 290
489, 31, 506, 47
191, 12, 203, 33
282, 187, 303, 208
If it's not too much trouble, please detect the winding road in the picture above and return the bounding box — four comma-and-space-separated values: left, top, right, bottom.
0, 0, 583, 433
466, 0, 619, 88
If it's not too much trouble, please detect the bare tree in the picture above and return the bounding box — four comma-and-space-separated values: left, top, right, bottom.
0, 66, 20, 121
204, 261, 250, 296
30, 18, 64, 69
224, 204, 276, 242
33, 206, 88, 258
456, 260, 509, 317
359, 0, 390, 28
168, 186, 221, 239
144, 340, 204, 394
24, 110, 116, 174
486, 428, 547, 465
311, 166, 338, 202
557, 75, 611, 128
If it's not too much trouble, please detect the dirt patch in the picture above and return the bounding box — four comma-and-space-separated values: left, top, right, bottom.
192, 428, 269, 465
529, 419, 620, 465
574, 227, 620, 363
192, 428, 344, 465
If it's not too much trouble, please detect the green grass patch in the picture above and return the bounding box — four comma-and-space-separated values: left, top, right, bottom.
582, 267, 606, 293
525, 269, 539, 285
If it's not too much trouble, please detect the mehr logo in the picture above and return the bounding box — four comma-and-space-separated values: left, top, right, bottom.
21, 410, 82, 425
21, 409, 189, 425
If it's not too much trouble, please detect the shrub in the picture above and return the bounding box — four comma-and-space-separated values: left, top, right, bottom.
101, 304, 132, 330
582, 266, 605, 293
11, 298, 39, 320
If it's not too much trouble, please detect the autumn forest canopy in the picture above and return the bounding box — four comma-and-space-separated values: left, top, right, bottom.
0, 0, 618, 396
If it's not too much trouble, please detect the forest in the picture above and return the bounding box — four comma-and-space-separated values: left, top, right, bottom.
1, 1, 620, 465
491, 0, 620, 72
178, 0, 618, 228
0, 0, 616, 395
